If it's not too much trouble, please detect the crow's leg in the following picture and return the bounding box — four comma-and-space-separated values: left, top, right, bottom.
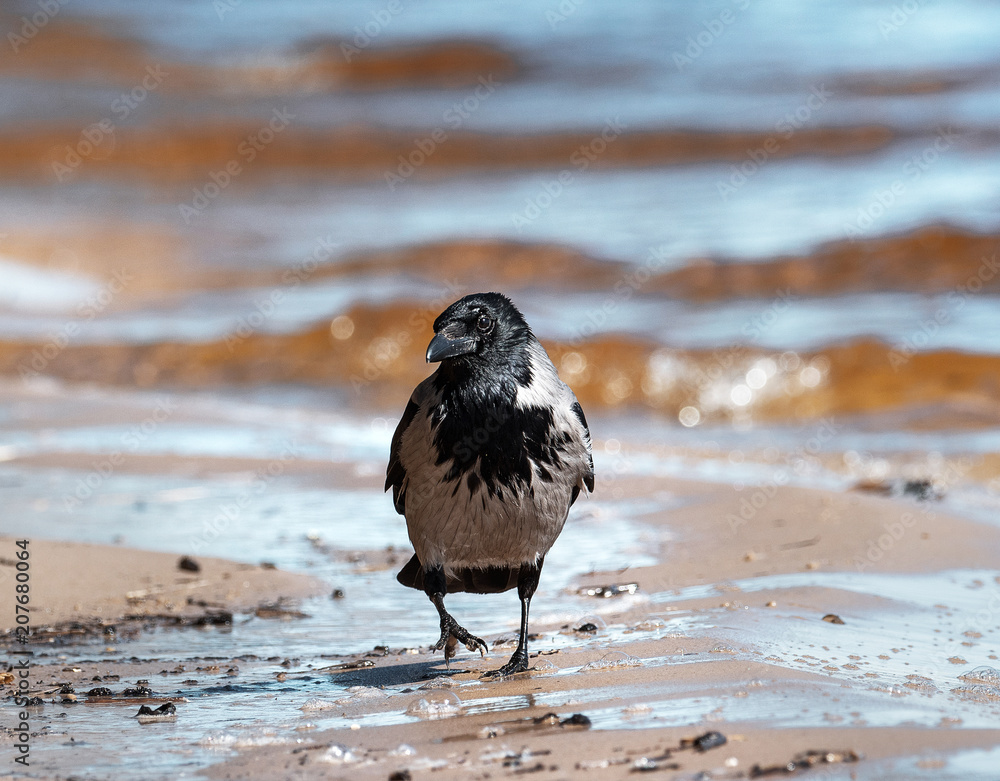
482, 559, 542, 678
424, 566, 488, 663
430, 594, 488, 660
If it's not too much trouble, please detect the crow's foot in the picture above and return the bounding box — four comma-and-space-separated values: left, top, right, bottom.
433, 613, 488, 661
481, 648, 529, 678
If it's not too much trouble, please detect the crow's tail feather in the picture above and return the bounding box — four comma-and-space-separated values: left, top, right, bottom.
396, 554, 519, 594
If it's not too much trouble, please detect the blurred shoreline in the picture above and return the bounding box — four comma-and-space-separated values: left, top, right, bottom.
3, 224, 999, 427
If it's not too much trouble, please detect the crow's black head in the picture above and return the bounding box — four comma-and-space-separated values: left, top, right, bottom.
426, 293, 532, 369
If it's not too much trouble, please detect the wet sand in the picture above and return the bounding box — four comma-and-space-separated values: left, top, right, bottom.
6, 470, 999, 779
0, 537, 324, 635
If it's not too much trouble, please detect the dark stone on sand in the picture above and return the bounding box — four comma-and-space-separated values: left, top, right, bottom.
135, 702, 177, 722
576, 622, 599, 633
193, 611, 233, 626
177, 555, 200, 572
255, 603, 309, 619
902, 479, 937, 500
559, 713, 592, 728
750, 748, 861, 777
691, 731, 727, 752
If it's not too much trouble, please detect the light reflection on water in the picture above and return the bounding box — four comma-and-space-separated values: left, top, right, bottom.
7, 466, 663, 657
13, 466, 1000, 780
14, 472, 672, 779
17, 483, 1000, 778
7, 286, 1000, 357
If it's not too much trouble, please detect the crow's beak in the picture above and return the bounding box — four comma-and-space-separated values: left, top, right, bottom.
426, 332, 476, 363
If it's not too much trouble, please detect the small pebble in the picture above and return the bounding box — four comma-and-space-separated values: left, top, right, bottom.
560, 713, 592, 728
136, 703, 177, 723
683, 731, 727, 752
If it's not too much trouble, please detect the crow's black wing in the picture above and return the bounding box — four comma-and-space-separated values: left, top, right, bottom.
385, 398, 419, 515
570, 400, 595, 501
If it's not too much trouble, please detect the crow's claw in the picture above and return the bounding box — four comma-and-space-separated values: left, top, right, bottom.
481, 648, 529, 679
433, 614, 487, 660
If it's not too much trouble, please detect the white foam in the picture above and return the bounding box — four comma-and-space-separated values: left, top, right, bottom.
300, 698, 338, 712
580, 651, 642, 672
405, 690, 464, 719
316, 744, 360, 764
198, 729, 294, 748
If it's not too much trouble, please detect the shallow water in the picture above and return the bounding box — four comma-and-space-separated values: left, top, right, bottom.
18, 553, 1000, 778
16, 0, 1000, 135
5, 379, 1000, 777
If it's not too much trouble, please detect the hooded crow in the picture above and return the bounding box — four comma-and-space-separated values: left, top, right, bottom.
386, 292, 594, 677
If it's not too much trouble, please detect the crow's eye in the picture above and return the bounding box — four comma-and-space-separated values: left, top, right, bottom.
476, 314, 494, 333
